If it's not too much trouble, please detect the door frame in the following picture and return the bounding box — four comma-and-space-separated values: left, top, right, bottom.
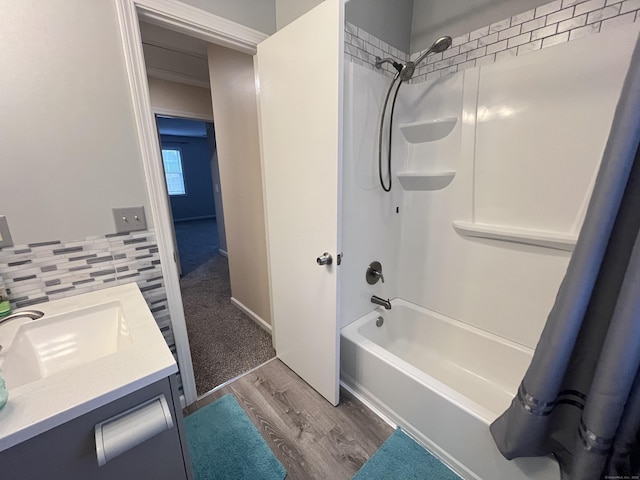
115, 0, 268, 406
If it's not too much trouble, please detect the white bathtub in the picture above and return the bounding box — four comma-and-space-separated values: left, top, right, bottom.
340, 299, 560, 480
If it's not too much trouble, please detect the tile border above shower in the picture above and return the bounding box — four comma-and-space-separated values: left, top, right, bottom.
345, 0, 640, 83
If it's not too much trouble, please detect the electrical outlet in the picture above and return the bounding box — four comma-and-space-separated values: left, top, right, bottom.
0, 216, 13, 248
112, 207, 147, 233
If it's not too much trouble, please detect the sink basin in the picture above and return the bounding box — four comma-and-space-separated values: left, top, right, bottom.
1, 302, 133, 389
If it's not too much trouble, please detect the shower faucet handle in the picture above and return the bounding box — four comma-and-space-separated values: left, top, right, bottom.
366, 261, 385, 284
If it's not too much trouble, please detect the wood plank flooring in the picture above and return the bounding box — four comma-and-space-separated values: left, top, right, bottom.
184, 359, 393, 479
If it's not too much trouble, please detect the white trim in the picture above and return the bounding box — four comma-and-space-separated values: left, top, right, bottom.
231, 297, 272, 333
115, 0, 267, 407
153, 107, 213, 122
218, 248, 228, 257
146, 66, 211, 89
179, 395, 186, 409
134, 0, 268, 54
196, 357, 278, 402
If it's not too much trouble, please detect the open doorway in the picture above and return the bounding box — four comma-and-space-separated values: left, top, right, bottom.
142, 22, 276, 397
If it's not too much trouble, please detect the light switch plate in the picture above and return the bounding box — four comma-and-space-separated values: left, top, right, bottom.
0, 216, 14, 248
112, 207, 147, 234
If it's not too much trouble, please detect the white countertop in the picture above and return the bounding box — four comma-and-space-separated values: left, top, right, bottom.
0, 283, 177, 452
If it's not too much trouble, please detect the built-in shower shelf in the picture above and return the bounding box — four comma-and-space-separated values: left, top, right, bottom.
396, 171, 456, 191
452, 221, 577, 251
399, 117, 458, 143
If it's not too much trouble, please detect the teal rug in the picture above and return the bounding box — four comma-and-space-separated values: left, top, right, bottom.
353, 429, 461, 479
185, 394, 286, 480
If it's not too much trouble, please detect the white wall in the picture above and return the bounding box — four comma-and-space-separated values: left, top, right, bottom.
179, 0, 277, 34
275, 0, 323, 30
148, 77, 213, 119
0, 0, 149, 245
207, 44, 271, 325
411, 0, 553, 52
346, 0, 414, 53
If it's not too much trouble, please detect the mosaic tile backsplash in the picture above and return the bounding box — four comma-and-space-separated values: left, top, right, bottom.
345, 0, 640, 83
0, 230, 182, 392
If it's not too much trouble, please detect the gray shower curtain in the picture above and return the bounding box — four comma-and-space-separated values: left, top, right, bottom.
490, 38, 640, 480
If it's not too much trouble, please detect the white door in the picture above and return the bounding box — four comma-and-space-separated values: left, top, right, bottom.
256, 0, 344, 405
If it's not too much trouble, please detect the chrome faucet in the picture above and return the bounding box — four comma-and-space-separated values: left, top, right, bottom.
0, 309, 44, 326
371, 295, 392, 310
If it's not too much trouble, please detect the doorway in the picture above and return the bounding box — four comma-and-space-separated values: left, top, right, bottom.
145, 23, 276, 396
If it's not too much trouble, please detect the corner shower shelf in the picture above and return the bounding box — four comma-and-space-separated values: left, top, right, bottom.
399, 117, 458, 143
396, 171, 456, 191
452, 221, 577, 252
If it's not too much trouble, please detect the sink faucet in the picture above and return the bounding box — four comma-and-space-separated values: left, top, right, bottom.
371, 295, 392, 310
0, 310, 44, 326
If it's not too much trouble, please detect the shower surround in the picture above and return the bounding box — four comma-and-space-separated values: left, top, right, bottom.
340, 3, 639, 478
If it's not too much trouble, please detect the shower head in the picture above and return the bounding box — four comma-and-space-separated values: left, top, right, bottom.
430, 36, 453, 54
399, 35, 453, 81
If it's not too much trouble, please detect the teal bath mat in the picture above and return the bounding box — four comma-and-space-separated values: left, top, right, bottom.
185, 394, 286, 480
353, 429, 461, 479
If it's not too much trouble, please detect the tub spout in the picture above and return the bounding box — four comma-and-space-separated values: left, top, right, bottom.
371, 295, 392, 310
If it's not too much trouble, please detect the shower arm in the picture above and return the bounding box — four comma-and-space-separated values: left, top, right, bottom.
375, 57, 404, 73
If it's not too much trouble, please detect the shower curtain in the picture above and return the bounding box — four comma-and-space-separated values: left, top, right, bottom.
490, 38, 640, 480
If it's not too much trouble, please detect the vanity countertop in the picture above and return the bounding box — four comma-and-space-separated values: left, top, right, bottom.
0, 283, 177, 452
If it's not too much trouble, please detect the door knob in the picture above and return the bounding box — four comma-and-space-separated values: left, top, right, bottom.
317, 252, 333, 266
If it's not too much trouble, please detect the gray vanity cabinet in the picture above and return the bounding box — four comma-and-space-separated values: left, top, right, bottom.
0, 375, 194, 480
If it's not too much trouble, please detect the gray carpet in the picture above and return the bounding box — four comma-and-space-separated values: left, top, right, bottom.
180, 254, 276, 396
174, 218, 219, 276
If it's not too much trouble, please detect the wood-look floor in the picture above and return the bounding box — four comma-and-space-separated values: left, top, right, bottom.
184, 358, 393, 479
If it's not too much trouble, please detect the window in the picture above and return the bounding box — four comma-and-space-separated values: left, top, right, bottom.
161, 148, 186, 195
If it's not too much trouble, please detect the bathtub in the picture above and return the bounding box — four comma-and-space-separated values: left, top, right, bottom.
340, 298, 560, 480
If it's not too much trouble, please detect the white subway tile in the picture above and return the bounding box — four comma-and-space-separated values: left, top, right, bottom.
470, 26, 490, 40
426, 70, 442, 81
569, 21, 601, 39
487, 39, 508, 54
478, 32, 499, 46
353, 36, 364, 49
443, 45, 460, 59
605, 0, 621, 4
452, 33, 470, 46
536, 0, 562, 17
621, 0, 640, 13
547, 6, 576, 23
512, 9, 536, 25
498, 24, 522, 40
531, 23, 558, 40
507, 32, 532, 47
441, 65, 458, 76
346, 44, 358, 56
542, 31, 570, 47
563, 0, 583, 7
601, 10, 636, 28
521, 16, 547, 33
557, 13, 588, 32
374, 47, 384, 59
476, 54, 496, 67
358, 28, 369, 43
517, 39, 543, 54
587, 3, 622, 22
365, 42, 376, 55
345, 22, 357, 36
496, 47, 518, 61
575, 0, 606, 16
460, 39, 479, 52
434, 57, 455, 70
453, 53, 468, 64
489, 18, 512, 33
380, 41, 390, 54
427, 52, 443, 64
467, 46, 488, 59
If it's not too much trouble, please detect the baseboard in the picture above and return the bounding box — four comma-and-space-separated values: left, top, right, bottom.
230, 297, 271, 334
218, 249, 228, 257
173, 215, 216, 223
